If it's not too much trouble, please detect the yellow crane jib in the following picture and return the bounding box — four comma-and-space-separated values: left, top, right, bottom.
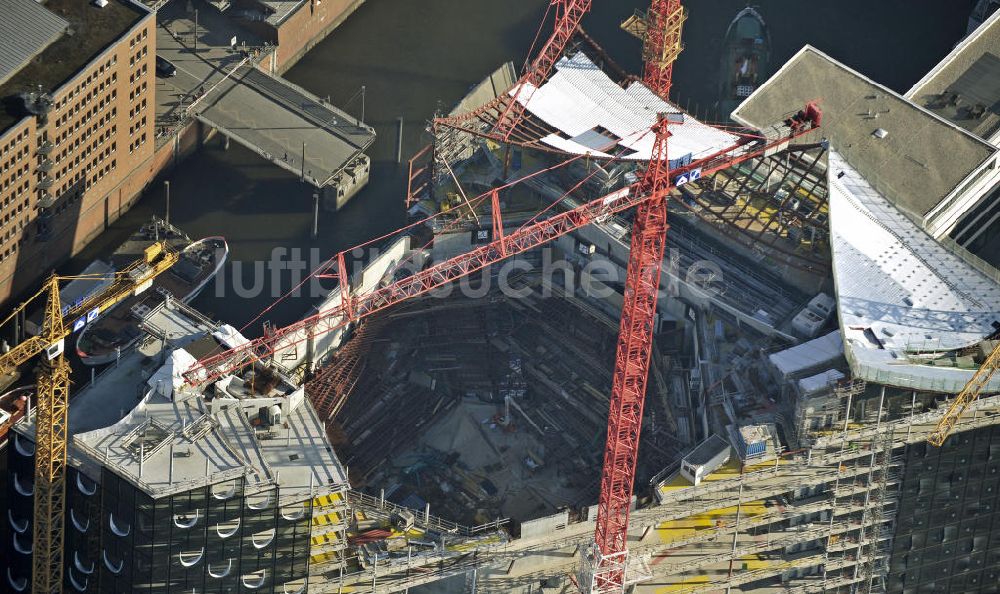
927, 341, 1000, 447
0, 241, 178, 377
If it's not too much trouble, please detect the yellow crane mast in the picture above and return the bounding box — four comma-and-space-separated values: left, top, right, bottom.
0, 241, 177, 593
927, 341, 1000, 447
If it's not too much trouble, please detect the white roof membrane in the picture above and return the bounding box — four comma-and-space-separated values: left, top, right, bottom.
828, 149, 1000, 392
513, 53, 739, 161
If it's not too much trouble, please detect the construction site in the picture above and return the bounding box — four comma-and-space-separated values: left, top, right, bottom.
3, 1, 1000, 594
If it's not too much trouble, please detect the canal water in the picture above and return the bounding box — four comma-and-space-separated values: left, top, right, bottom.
70, 0, 976, 332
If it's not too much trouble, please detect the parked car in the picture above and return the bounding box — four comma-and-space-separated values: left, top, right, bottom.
155, 56, 177, 77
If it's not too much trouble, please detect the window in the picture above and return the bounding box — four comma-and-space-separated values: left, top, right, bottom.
102, 550, 124, 574
208, 560, 233, 579
73, 551, 94, 575
242, 570, 266, 590
215, 518, 240, 538
170, 509, 199, 531
12, 532, 32, 555
7, 510, 27, 534
6, 568, 27, 592
13, 473, 32, 497
178, 549, 204, 568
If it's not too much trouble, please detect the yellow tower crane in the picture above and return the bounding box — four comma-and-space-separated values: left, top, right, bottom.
0, 241, 178, 593
927, 341, 1000, 447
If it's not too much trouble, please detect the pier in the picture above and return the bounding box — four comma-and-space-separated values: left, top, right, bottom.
154, 1, 375, 207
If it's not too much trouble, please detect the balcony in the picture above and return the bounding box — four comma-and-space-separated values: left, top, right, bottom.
37, 190, 55, 209
37, 140, 54, 155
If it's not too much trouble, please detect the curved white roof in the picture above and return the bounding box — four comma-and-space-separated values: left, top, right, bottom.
513, 53, 738, 161
829, 149, 1000, 392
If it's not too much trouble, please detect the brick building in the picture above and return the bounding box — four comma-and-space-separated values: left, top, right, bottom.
0, 0, 155, 304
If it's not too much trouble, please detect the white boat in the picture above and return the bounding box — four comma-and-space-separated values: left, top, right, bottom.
75, 237, 229, 365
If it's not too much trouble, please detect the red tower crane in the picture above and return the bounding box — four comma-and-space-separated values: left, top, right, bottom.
622, 0, 686, 101
183, 3, 822, 589
590, 114, 671, 593
183, 108, 820, 594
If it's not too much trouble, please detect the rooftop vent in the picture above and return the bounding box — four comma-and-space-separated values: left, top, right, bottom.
93, 0, 109, 7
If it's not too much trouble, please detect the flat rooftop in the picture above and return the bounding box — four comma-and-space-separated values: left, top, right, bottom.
515, 53, 737, 161
255, 0, 307, 26
732, 46, 998, 223
683, 434, 730, 467
0, 0, 147, 135
907, 8, 1000, 141
16, 298, 347, 501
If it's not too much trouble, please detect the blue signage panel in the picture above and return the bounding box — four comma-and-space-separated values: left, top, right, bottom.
674, 168, 702, 187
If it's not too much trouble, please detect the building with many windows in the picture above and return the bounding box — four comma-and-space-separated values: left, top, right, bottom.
4, 298, 349, 593
0, 0, 155, 304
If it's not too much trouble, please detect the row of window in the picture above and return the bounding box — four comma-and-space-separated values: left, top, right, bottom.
57, 158, 116, 198
0, 234, 27, 261
56, 55, 119, 113
129, 117, 147, 138
129, 134, 148, 154
55, 93, 117, 145
129, 97, 148, 121
0, 130, 29, 158
56, 123, 116, 167
56, 137, 116, 184
0, 144, 28, 167
1, 200, 27, 227
129, 80, 149, 103
55, 107, 118, 163
128, 45, 149, 70
1, 163, 28, 190
55, 73, 117, 129
0, 183, 28, 210
129, 63, 148, 86
128, 27, 149, 50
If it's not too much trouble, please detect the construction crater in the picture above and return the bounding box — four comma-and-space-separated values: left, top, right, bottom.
310, 280, 684, 529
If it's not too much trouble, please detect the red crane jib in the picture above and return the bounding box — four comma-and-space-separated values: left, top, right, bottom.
492, 0, 593, 141
184, 115, 818, 389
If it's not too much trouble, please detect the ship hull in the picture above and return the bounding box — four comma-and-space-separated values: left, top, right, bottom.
718, 7, 771, 122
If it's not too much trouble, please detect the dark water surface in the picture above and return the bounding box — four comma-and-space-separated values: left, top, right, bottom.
72, 0, 975, 332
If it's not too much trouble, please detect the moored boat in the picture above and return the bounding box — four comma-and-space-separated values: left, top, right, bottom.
75, 236, 229, 365
718, 6, 771, 122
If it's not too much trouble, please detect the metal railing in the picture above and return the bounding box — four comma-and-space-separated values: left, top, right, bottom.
346, 490, 509, 537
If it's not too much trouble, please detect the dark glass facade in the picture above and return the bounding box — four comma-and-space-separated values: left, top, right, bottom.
2, 432, 316, 594
886, 424, 1000, 594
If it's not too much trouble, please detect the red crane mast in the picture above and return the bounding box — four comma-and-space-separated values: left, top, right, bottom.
590, 4, 683, 588
642, 0, 686, 100
591, 115, 671, 592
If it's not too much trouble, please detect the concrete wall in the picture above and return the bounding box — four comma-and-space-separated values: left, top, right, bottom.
271, 235, 411, 371
520, 509, 569, 540
272, 0, 366, 74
